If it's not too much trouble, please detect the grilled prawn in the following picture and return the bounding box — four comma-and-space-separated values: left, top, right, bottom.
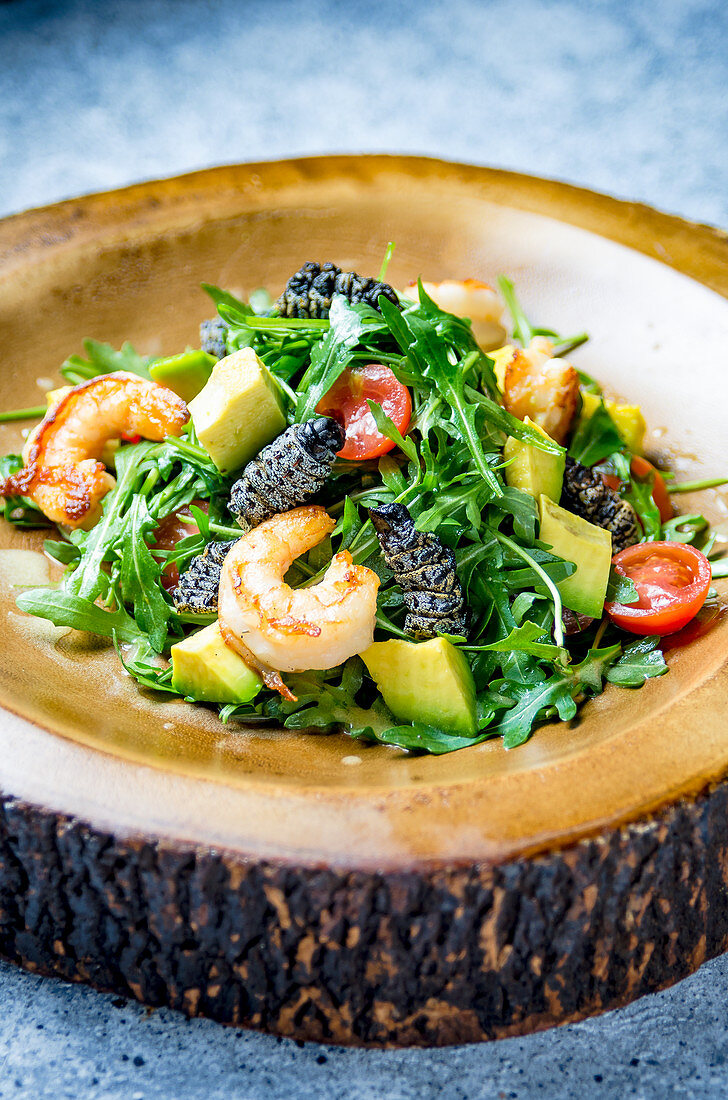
0, 372, 188, 528
369, 502, 469, 639
229, 416, 345, 529
218, 506, 379, 696
502, 336, 579, 445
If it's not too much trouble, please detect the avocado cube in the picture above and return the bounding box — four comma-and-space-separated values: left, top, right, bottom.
538, 495, 613, 619
503, 417, 565, 502
171, 620, 262, 703
188, 348, 287, 474
150, 349, 215, 403
361, 636, 478, 737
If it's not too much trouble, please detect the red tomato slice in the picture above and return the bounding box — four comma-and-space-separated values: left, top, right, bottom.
605, 541, 711, 635
151, 501, 207, 590
316, 363, 412, 461
599, 457, 672, 522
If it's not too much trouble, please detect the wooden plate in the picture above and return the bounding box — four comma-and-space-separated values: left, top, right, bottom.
0, 156, 726, 1047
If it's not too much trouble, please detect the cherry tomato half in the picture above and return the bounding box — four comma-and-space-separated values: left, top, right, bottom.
151, 501, 207, 590
316, 363, 412, 461
605, 541, 711, 635
599, 457, 672, 523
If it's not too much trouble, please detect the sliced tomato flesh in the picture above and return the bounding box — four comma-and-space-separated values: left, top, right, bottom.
316, 362, 412, 461
605, 541, 711, 635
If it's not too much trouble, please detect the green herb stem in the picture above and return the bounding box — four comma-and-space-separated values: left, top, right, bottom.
0, 406, 47, 423
494, 530, 565, 647
668, 475, 728, 494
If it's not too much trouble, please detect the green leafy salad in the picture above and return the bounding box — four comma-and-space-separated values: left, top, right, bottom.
1, 256, 726, 755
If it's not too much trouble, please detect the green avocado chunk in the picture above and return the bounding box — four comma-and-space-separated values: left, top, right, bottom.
503, 417, 565, 502
361, 636, 478, 737
538, 495, 612, 619
149, 349, 216, 403
171, 621, 262, 704
188, 348, 287, 473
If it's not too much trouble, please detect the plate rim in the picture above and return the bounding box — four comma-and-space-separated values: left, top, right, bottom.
0, 153, 727, 869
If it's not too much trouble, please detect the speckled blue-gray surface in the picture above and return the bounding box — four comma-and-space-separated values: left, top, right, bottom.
0, 0, 727, 1096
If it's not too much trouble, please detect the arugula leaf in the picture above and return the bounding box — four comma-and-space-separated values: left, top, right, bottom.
114, 638, 182, 695
295, 297, 380, 423
16, 588, 152, 652
60, 340, 151, 385
465, 621, 567, 663
569, 401, 624, 466
340, 496, 364, 550
201, 282, 252, 318
119, 495, 171, 653
605, 636, 668, 686
496, 672, 578, 749
606, 566, 639, 604
367, 401, 420, 465
613, 453, 662, 541
43, 538, 81, 565
65, 442, 156, 601
352, 722, 492, 755
379, 294, 503, 496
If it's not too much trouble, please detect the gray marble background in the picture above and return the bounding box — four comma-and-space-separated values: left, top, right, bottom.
1, 0, 727, 1096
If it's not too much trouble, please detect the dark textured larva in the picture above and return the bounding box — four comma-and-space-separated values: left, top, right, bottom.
275, 261, 400, 319
228, 416, 345, 529
369, 503, 470, 640
172, 540, 235, 614
200, 318, 229, 360
560, 456, 639, 553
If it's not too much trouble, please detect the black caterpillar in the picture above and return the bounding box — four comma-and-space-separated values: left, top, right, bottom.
369, 503, 470, 640
275, 261, 400, 319
560, 456, 639, 553
200, 317, 229, 360
228, 416, 345, 529
172, 540, 235, 614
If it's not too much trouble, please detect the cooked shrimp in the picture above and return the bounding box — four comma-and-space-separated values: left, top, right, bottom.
218, 506, 380, 695
1, 372, 188, 528
403, 278, 506, 350
502, 336, 579, 445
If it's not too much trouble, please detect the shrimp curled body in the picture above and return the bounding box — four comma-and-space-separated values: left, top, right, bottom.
502, 337, 579, 445
1, 372, 189, 528
218, 506, 380, 684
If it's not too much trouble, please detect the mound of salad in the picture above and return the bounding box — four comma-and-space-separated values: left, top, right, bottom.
1, 253, 726, 755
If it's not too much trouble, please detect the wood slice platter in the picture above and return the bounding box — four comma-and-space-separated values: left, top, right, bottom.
0, 156, 727, 1047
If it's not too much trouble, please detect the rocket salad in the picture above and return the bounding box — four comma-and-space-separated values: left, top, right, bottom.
1, 258, 726, 755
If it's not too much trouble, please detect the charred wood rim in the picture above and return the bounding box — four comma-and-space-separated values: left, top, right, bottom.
1, 780, 727, 1048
